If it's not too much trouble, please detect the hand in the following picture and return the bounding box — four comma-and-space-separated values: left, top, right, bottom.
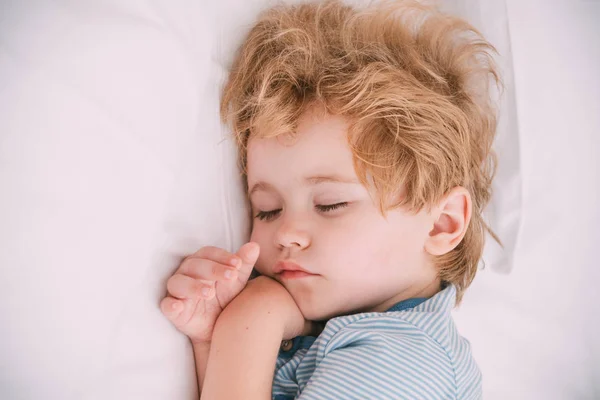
160, 242, 260, 344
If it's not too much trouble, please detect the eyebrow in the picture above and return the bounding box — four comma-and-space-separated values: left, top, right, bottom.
248, 175, 360, 197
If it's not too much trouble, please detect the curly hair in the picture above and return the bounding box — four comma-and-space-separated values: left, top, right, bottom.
220, 0, 501, 303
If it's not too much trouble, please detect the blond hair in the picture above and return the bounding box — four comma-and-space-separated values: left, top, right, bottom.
220, 0, 501, 303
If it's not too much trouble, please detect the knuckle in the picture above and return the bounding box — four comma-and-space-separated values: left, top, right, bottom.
199, 246, 219, 257
166, 277, 178, 293
160, 298, 174, 315
178, 257, 194, 274
200, 245, 230, 262
180, 258, 204, 277
211, 262, 221, 277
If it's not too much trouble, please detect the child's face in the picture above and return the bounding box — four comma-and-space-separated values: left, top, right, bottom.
247, 107, 440, 321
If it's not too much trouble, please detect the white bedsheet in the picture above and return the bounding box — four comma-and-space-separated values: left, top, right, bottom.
453, 1, 600, 398
0, 0, 598, 399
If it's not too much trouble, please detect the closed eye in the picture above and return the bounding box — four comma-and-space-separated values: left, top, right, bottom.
254, 202, 349, 222
316, 202, 348, 212
255, 209, 281, 221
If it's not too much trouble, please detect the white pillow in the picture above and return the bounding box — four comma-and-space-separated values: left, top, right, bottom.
452, 0, 600, 397
0, 1, 247, 398
440, 0, 522, 274
0, 0, 520, 399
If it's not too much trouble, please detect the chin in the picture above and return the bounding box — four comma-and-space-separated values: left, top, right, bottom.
284, 282, 349, 321
296, 299, 343, 322
293, 298, 325, 321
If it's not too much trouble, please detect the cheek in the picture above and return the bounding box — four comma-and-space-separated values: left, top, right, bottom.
321, 219, 387, 274
380, 213, 430, 269
331, 212, 417, 275
249, 225, 274, 275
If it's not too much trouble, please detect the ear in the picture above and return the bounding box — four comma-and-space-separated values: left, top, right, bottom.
424, 187, 472, 256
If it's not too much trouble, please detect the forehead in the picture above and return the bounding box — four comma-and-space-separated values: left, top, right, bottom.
247, 110, 356, 184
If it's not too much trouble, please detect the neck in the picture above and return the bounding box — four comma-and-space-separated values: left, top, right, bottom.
369, 276, 442, 313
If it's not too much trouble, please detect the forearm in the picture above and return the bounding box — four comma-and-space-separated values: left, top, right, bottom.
192, 341, 211, 395
200, 278, 289, 400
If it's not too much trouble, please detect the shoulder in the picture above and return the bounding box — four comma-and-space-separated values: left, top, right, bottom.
319, 285, 457, 351
301, 286, 481, 399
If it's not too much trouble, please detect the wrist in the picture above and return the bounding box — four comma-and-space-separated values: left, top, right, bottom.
191, 339, 211, 349
192, 338, 212, 394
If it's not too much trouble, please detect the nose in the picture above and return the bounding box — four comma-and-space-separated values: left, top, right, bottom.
275, 218, 311, 250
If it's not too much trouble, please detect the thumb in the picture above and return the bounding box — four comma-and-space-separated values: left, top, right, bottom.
235, 242, 260, 283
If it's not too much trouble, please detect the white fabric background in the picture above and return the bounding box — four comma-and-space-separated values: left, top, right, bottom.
453, 1, 600, 398
0, 1, 246, 398
0, 0, 597, 399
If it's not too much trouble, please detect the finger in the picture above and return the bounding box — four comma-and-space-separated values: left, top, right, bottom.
160, 296, 184, 320
235, 242, 260, 282
167, 274, 214, 300
179, 258, 239, 282
191, 246, 243, 269
161, 295, 204, 329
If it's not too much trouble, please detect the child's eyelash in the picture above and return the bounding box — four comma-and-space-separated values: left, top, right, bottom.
254, 209, 281, 221
254, 202, 349, 221
315, 202, 348, 212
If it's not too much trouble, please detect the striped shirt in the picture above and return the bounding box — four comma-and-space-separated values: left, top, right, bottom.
272, 284, 482, 399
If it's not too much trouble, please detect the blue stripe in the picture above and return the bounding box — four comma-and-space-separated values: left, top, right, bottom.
271, 284, 481, 399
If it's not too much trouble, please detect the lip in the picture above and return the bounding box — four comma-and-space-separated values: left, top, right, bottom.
273, 261, 317, 280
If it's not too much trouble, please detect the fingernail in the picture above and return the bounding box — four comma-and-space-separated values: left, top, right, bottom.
201, 287, 211, 297
224, 269, 236, 279
230, 258, 242, 268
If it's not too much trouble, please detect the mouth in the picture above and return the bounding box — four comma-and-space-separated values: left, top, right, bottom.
273, 260, 318, 280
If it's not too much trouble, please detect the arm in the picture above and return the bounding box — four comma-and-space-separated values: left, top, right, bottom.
159, 243, 260, 397
192, 341, 211, 392
200, 276, 309, 400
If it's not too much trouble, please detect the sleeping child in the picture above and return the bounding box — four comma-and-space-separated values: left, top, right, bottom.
161, 0, 501, 398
